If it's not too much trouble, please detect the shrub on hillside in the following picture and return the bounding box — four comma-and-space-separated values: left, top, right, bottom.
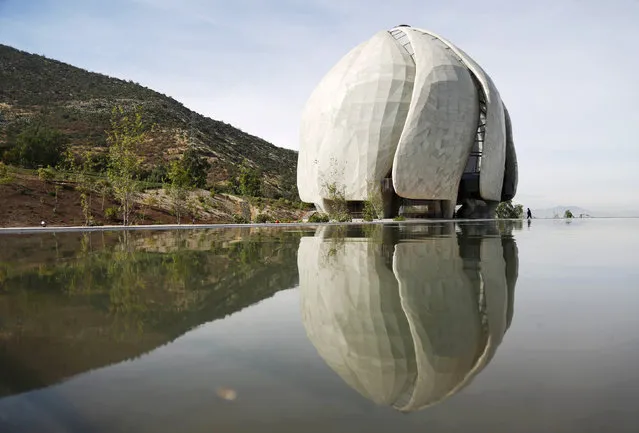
4, 125, 68, 168
232, 214, 249, 224
308, 212, 329, 223
143, 164, 168, 184
37, 166, 56, 182
181, 148, 210, 188
0, 162, 13, 184
238, 160, 262, 197
254, 213, 272, 223
105, 207, 119, 222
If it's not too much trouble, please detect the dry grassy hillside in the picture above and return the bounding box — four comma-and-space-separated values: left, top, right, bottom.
0, 44, 308, 226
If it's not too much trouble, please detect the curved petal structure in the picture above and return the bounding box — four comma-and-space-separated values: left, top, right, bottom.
298, 25, 516, 218
501, 106, 518, 201
298, 41, 370, 203
405, 28, 507, 201
392, 28, 478, 201
298, 31, 415, 203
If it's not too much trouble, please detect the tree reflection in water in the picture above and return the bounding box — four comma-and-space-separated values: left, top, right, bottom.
0, 228, 306, 397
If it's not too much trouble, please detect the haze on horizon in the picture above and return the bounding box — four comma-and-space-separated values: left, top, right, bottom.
1, 0, 637, 214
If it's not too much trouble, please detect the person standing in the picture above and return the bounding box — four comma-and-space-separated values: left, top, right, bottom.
526, 208, 532, 219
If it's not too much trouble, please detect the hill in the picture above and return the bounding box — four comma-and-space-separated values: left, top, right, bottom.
0, 43, 298, 199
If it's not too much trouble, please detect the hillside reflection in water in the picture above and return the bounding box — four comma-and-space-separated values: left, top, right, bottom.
0, 228, 306, 398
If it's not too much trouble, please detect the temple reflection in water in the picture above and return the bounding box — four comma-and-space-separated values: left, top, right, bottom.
298, 222, 519, 412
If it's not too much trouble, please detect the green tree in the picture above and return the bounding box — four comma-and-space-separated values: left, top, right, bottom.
61, 150, 96, 226
321, 181, 351, 222
181, 148, 210, 188
107, 106, 145, 226
238, 160, 262, 197
0, 161, 13, 184
514, 203, 524, 219
7, 124, 68, 168
363, 181, 383, 221
37, 166, 55, 183
279, 169, 299, 202
94, 178, 111, 211
318, 157, 351, 222
496, 200, 524, 219
362, 201, 376, 221
145, 163, 168, 184
167, 158, 192, 224
564, 209, 574, 219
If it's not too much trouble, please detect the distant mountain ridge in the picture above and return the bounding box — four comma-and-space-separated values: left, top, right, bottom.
532, 206, 594, 218
532, 205, 639, 218
0, 43, 298, 199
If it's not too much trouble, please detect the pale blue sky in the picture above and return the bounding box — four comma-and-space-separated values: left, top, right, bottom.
1, 0, 638, 212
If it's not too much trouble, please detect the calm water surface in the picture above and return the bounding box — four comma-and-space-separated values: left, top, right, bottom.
0, 220, 638, 433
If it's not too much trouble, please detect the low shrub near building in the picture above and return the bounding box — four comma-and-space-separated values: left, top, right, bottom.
362, 201, 377, 221
308, 212, 330, 223
254, 213, 272, 223
333, 213, 352, 223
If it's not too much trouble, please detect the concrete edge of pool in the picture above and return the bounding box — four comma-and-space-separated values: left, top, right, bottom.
0, 218, 534, 234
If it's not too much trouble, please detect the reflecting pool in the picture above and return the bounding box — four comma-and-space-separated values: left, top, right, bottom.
0, 219, 638, 432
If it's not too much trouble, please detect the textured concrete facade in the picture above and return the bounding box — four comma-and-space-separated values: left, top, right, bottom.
298, 31, 416, 205
392, 28, 478, 203
298, 25, 518, 218
298, 224, 518, 411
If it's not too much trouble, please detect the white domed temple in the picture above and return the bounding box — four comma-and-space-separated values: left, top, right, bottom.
297, 25, 517, 219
